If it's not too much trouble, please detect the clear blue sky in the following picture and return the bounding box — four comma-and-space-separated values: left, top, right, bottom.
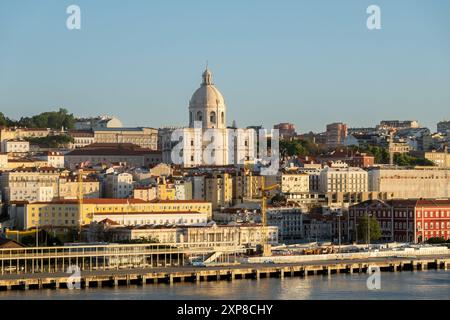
1, 0, 449, 132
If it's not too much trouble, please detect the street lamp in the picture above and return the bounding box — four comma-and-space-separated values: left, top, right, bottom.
336, 212, 343, 252
367, 212, 372, 252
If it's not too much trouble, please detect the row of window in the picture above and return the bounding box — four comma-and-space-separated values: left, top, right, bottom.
417, 222, 450, 230
417, 211, 450, 218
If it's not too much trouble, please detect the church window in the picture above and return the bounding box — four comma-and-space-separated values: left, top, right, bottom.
210, 111, 216, 123
196, 111, 203, 121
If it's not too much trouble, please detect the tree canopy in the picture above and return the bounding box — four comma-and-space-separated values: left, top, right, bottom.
280, 139, 322, 157
25, 135, 74, 148
357, 214, 382, 243
0, 108, 76, 130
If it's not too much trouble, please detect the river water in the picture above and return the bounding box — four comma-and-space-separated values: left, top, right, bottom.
0, 271, 449, 300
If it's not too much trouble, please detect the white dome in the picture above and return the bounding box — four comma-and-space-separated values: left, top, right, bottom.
188, 68, 227, 129
189, 69, 225, 109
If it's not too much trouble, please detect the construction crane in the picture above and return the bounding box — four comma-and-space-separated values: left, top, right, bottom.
260, 176, 279, 257
388, 129, 397, 166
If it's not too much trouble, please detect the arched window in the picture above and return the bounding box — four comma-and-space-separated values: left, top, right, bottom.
210, 111, 216, 123
196, 111, 203, 121
221, 111, 224, 124
189, 112, 193, 125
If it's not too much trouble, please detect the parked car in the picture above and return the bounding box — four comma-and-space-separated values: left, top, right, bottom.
192, 261, 206, 267
263, 260, 275, 264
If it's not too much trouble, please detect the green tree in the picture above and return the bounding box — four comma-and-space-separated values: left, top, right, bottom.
25, 135, 74, 148
394, 153, 434, 166
357, 214, 382, 243
17, 108, 75, 129
427, 237, 446, 244
280, 139, 320, 158
0, 112, 16, 126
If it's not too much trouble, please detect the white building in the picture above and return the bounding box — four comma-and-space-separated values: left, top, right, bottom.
92, 211, 208, 227
189, 175, 206, 200
1, 140, 30, 153
319, 166, 368, 193
38, 151, 65, 168
0, 168, 60, 203
175, 180, 193, 200
161, 68, 257, 167
281, 173, 310, 194
368, 167, 450, 199
75, 116, 123, 130
0, 153, 7, 169
105, 173, 134, 198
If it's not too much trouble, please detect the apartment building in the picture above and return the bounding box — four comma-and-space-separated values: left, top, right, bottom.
0, 167, 60, 202
319, 166, 368, 193
232, 171, 264, 202
105, 173, 134, 198
281, 172, 309, 193
133, 186, 157, 201
37, 151, 65, 168
326, 123, 347, 148
205, 173, 233, 210
424, 150, 450, 167
1, 140, 30, 153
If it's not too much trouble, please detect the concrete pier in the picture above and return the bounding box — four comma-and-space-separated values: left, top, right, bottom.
1, 256, 450, 292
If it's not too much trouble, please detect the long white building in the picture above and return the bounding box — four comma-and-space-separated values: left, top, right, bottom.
368, 167, 450, 199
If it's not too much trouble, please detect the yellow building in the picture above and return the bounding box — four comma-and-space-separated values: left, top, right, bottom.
0, 127, 50, 142
424, 150, 450, 167
205, 172, 233, 210
5, 159, 49, 170
232, 172, 263, 202
20, 198, 212, 230
58, 177, 100, 199
133, 186, 157, 201
157, 183, 176, 200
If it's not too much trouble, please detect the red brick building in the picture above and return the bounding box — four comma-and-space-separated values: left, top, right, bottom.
351, 153, 375, 168
348, 199, 450, 243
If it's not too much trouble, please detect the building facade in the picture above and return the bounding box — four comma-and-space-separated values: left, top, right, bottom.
368, 167, 450, 199
93, 127, 158, 150
326, 123, 348, 148
319, 166, 368, 193
105, 173, 134, 198
349, 199, 450, 243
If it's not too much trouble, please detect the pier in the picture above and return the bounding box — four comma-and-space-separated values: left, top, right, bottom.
1, 255, 449, 291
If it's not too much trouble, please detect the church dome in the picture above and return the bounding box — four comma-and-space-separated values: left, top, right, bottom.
189, 68, 225, 109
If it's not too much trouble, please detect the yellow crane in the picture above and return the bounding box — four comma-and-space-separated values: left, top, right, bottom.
260, 176, 279, 257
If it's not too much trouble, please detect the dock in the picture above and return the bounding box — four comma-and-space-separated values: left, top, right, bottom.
1, 255, 449, 291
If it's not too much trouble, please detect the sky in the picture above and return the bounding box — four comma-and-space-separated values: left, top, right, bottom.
0, 0, 449, 133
